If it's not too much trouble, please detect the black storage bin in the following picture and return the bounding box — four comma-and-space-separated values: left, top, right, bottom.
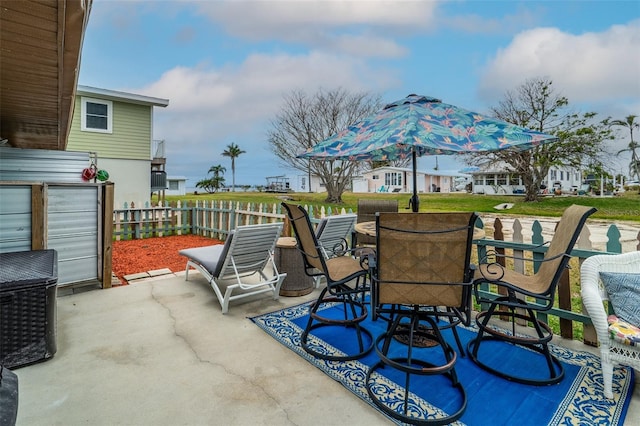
0, 365, 18, 426
0, 250, 58, 369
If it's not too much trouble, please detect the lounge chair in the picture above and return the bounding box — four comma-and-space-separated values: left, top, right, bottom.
179, 223, 286, 314
315, 213, 357, 259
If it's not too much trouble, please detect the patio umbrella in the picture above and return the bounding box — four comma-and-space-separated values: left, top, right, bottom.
298, 94, 557, 212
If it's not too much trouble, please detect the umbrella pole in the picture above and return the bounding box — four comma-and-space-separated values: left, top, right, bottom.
410, 149, 419, 212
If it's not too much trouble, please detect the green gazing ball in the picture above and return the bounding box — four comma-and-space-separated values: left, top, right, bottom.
96, 169, 109, 181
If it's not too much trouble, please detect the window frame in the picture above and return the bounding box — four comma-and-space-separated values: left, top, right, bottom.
81, 97, 113, 133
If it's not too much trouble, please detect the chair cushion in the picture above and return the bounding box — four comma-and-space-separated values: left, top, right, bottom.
179, 234, 232, 277
600, 272, 640, 326
608, 315, 640, 347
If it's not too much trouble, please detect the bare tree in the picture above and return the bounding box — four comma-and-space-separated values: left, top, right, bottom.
470, 77, 614, 201
268, 88, 382, 203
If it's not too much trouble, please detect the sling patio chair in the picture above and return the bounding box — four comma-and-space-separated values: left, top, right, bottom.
581, 251, 640, 399
468, 204, 596, 385
355, 199, 398, 247
179, 222, 287, 314
281, 202, 373, 361
366, 211, 478, 425
313, 213, 358, 288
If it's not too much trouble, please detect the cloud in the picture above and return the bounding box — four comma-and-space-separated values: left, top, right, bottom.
131, 50, 401, 184
478, 20, 640, 105
192, 0, 436, 57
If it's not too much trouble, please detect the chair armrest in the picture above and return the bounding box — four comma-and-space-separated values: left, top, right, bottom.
580, 256, 611, 344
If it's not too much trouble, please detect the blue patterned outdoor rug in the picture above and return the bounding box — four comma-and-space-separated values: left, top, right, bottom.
251, 301, 635, 425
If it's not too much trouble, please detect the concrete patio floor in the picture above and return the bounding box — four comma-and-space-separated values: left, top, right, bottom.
14, 271, 640, 426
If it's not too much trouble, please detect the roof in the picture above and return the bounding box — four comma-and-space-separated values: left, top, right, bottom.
77, 85, 169, 107
0, 0, 92, 151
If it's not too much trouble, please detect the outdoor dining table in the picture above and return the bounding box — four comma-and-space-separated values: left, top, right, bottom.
354, 221, 486, 240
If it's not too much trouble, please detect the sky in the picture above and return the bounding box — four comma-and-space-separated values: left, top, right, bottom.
78, 0, 640, 189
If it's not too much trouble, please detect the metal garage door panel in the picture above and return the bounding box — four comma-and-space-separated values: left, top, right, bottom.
47, 186, 99, 285
0, 186, 32, 253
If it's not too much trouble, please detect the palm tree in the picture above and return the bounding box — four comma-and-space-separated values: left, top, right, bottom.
222, 143, 246, 192
612, 115, 640, 186
208, 164, 226, 179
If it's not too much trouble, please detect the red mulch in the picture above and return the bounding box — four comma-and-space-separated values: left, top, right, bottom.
112, 235, 223, 284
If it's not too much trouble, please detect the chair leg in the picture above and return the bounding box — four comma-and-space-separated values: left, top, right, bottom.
467, 300, 565, 385
366, 311, 467, 425
601, 354, 615, 399
300, 287, 374, 361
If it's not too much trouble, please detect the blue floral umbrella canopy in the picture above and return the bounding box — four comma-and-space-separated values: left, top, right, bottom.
298, 94, 557, 211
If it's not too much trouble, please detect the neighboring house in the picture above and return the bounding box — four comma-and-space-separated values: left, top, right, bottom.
353, 166, 459, 194
289, 174, 325, 193
470, 163, 582, 195
66, 85, 169, 207
166, 176, 187, 196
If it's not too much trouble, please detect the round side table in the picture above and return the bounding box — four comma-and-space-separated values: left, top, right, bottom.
275, 237, 314, 297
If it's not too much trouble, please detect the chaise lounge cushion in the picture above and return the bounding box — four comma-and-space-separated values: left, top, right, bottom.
179, 234, 232, 277
600, 272, 640, 326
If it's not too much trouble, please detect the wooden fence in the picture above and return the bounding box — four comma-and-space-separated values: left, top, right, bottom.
113, 200, 640, 348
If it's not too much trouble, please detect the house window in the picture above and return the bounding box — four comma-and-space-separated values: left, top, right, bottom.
372, 175, 379, 180
474, 176, 483, 185
486, 175, 496, 186
168, 180, 179, 190
385, 172, 402, 186
497, 174, 508, 185
509, 175, 520, 186
81, 97, 113, 133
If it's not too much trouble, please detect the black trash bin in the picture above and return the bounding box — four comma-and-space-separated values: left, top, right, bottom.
0, 250, 58, 369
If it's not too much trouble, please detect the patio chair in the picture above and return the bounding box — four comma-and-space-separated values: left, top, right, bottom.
355, 199, 398, 246
468, 204, 596, 385
179, 223, 286, 314
366, 211, 478, 425
580, 251, 640, 399
315, 213, 357, 259
281, 202, 373, 361
313, 213, 357, 288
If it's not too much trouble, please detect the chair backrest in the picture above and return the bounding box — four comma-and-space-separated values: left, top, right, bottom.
357, 199, 398, 245
217, 222, 283, 278
281, 203, 328, 274
535, 204, 596, 292
375, 212, 478, 307
315, 214, 357, 257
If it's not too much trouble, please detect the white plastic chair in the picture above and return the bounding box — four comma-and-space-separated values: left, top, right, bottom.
179, 223, 286, 314
581, 251, 640, 398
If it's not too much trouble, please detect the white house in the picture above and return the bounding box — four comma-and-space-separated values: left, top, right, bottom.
166, 176, 187, 196
353, 167, 461, 194
470, 163, 582, 195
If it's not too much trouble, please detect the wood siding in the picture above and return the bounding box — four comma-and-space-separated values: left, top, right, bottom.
67, 97, 152, 160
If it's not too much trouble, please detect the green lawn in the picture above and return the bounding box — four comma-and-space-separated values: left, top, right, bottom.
165, 190, 640, 222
